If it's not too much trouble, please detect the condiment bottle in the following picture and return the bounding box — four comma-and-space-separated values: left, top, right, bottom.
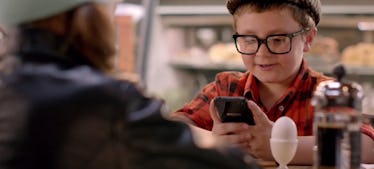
312, 65, 363, 169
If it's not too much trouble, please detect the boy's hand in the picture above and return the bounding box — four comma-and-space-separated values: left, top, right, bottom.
209, 99, 274, 160
209, 99, 252, 150
245, 100, 274, 160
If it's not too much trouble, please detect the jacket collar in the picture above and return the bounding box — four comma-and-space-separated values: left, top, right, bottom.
15, 27, 94, 70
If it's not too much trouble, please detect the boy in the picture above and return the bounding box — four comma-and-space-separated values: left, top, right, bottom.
173, 0, 374, 164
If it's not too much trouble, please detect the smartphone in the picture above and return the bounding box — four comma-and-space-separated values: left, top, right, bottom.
214, 96, 255, 125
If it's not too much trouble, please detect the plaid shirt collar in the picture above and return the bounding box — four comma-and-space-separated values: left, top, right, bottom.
243, 60, 309, 111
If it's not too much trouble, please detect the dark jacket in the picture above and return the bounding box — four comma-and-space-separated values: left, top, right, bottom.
0, 28, 261, 169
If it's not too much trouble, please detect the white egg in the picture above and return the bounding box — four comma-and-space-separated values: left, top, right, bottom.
271, 116, 297, 141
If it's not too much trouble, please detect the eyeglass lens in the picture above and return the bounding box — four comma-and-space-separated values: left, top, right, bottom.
236, 35, 291, 54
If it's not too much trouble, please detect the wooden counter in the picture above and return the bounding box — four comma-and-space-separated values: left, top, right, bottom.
258, 160, 312, 169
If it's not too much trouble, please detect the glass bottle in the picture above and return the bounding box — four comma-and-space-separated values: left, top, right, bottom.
312, 65, 363, 169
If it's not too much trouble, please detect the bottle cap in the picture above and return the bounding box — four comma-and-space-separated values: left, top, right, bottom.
312, 65, 364, 111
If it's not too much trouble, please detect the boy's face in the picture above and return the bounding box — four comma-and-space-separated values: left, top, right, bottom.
235, 7, 315, 85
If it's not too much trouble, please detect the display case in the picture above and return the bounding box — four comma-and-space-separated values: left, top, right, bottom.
159, 0, 374, 78
147, 0, 374, 111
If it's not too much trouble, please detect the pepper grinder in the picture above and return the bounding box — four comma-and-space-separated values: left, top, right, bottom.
312, 65, 363, 169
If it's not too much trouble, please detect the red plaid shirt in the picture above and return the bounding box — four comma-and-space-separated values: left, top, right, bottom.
175, 61, 374, 139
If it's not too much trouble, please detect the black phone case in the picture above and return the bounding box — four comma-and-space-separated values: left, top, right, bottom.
214, 96, 255, 125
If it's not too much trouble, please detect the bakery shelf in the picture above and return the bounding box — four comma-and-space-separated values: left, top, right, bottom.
170, 58, 374, 76
343, 66, 374, 76
157, 2, 374, 28
169, 58, 245, 72
157, 4, 374, 16
309, 64, 374, 76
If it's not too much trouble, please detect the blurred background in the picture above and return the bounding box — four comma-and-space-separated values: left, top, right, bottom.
117, 0, 374, 113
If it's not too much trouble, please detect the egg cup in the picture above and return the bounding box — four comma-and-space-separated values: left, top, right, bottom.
270, 139, 298, 169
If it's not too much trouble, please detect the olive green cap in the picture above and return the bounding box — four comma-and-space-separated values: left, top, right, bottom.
226, 0, 321, 25
0, 0, 120, 29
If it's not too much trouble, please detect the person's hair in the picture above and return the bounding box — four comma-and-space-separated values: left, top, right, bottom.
19, 2, 116, 73
226, 0, 321, 30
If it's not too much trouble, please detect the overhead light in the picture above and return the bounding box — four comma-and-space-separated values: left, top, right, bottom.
115, 3, 144, 23
358, 22, 374, 31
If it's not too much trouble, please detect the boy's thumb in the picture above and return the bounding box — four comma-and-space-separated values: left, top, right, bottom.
209, 99, 221, 122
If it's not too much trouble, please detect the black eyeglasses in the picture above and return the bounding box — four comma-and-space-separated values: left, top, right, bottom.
233, 28, 310, 55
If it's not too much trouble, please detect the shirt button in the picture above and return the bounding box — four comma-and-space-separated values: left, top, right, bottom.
278, 106, 284, 112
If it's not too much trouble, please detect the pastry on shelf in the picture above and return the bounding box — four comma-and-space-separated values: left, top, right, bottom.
305, 36, 340, 63
342, 43, 374, 67
209, 43, 241, 64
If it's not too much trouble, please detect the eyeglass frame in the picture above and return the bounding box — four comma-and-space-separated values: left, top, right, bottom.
232, 28, 310, 55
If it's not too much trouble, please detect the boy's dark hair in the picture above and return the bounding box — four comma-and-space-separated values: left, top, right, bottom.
226, 0, 321, 26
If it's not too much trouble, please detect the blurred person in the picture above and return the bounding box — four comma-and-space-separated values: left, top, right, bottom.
0, 27, 14, 72
172, 0, 374, 164
0, 27, 6, 56
0, 0, 262, 169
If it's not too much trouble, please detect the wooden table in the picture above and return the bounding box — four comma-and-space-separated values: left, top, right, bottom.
258, 160, 312, 169
263, 166, 311, 169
